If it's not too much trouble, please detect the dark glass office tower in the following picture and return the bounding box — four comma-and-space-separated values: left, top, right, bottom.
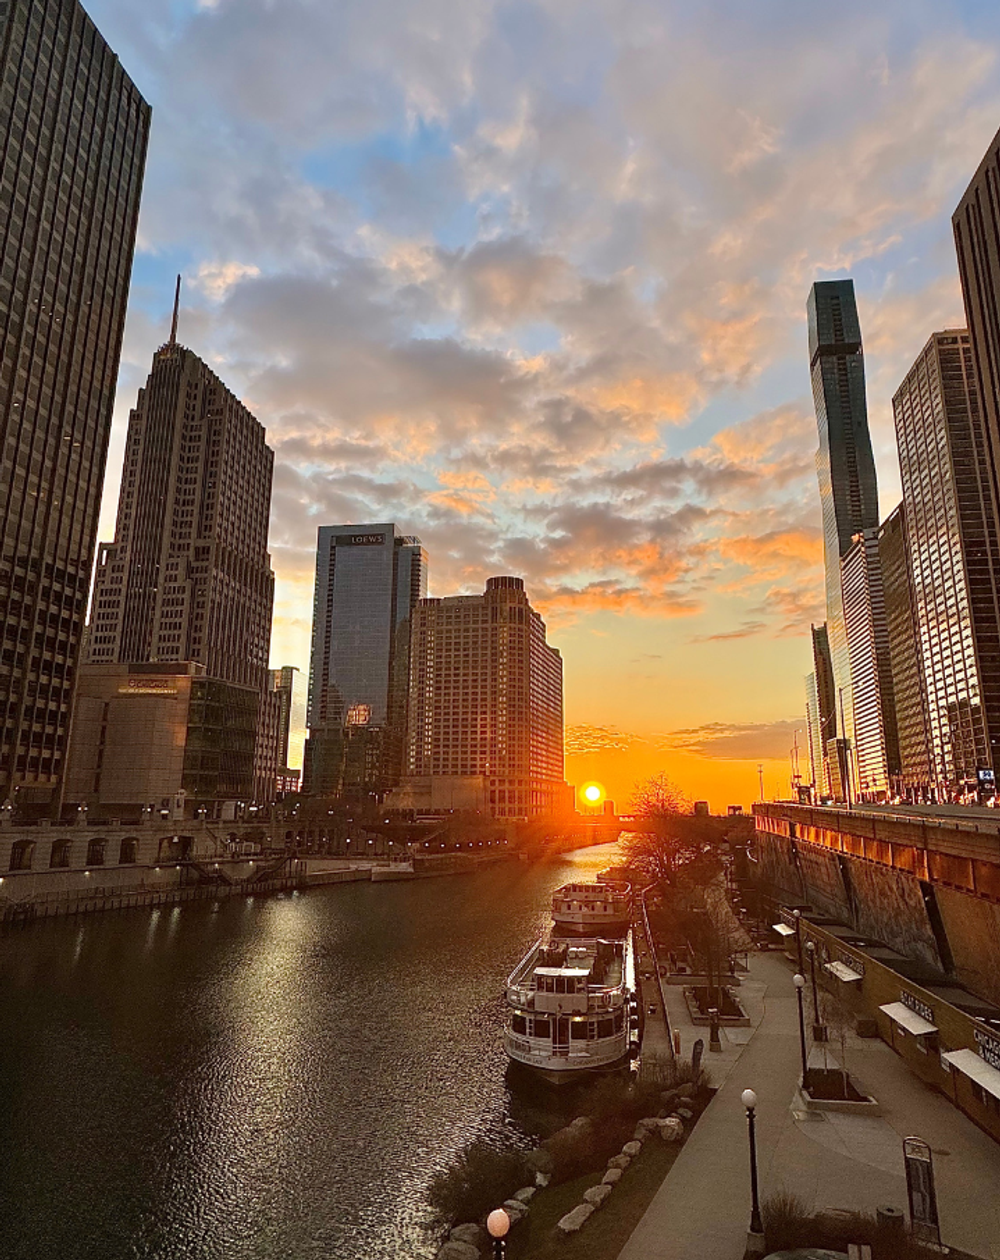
807, 622, 837, 797
0, 0, 150, 808
892, 331, 1000, 792
304, 524, 427, 801
808, 279, 880, 788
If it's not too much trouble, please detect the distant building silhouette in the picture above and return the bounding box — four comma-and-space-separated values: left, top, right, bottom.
303, 524, 426, 801
892, 331, 1000, 792
0, 0, 150, 810
394, 577, 567, 818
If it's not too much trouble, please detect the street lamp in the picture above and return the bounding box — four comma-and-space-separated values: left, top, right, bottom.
741, 1088, 764, 1239
793, 973, 809, 1091
486, 1208, 510, 1258
792, 908, 803, 971
805, 940, 824, 1039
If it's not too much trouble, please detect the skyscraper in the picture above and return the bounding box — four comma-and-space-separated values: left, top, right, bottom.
73, 312, 276, 814
86, 310, 274, 692
398, 576, 566, 819
0, 0, 150, 807
841, 528, 899, 798
304, 524, 426, 800
953, 126, 1000, 545
892, 331, 1000, 791
877, 504, 933, 792
806, 622, 836, 797
808, 279, 880, 792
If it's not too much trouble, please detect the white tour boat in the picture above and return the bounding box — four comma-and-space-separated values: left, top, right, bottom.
503, 935, 634, 1082
550, 881, 631, 936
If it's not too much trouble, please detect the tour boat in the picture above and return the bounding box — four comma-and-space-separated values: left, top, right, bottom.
550, 880, 631, 936
503, 935, 634, 1082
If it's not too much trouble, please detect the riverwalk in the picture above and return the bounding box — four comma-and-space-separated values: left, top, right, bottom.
618, 949, 1000, 1260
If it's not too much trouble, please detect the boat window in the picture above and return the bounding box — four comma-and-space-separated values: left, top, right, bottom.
598, 1018, 614, 1038
555, 977, 566, 994
533, 1018, 551, 1038
614, 1010, 624, 1032
512, 1015, 527, 1035
571, 1020, 587, 1040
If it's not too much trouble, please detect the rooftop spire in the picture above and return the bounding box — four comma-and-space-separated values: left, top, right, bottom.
169, 274, 181, 345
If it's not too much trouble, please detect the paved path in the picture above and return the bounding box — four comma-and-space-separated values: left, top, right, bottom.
618, 950, 1000, 1260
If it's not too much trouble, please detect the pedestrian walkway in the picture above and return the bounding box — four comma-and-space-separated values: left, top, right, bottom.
618, 950, 1000, 1260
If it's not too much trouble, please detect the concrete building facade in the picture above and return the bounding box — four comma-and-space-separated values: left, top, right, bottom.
398, 576, 566, 819
0, 0, 150, 808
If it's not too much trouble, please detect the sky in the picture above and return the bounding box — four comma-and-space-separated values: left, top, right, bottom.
87, 0, 1000, 810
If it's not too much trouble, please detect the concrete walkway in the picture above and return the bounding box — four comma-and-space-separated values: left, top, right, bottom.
618, 950, 1000, 1260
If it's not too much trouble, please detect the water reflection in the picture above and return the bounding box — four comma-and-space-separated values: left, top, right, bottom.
0, 842, 620, 1259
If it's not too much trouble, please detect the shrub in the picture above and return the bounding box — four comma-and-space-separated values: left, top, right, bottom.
425, 1140, 531, 1234
764, 1191, 929, 1260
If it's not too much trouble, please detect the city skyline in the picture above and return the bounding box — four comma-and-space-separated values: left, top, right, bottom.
63, 2, 1000, 807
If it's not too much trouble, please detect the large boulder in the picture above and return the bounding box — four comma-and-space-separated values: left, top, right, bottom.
525, 1147, 555, 1174
602, 1167, 623, 1185
607, 1153, 631, 1170
677, 1083, 696, 1098
659, 1117, 684, 1142
513, 1186, 536, 1204
448, 1224, 484, 1249
676, 1106, 693, 1119
436, 1242, 479, 1260
622, 1140, 642, 1157
534, 1171, 551, 1188
556, 1203, 596, 1234
583, 1184, 613, 1208
502, 1199, 528, 1224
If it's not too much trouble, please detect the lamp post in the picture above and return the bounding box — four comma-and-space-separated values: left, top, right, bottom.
805, 940, 825, 1040
793, 973, 809, 1091
487, 1208, 510, 1259
792, 908, 803, 971
741, 1088, 764, 1240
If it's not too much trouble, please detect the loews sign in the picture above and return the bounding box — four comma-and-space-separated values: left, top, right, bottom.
346, 533, 385, 546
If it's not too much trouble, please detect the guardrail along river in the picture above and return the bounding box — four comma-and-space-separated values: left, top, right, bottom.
0, 842, 622, 1259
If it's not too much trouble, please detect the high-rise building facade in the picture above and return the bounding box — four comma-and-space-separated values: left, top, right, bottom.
86, 329, 274, 692
400, 576, 566, 819
877, 504, 933, 791
841, 529, 899, 798
304, 524, 426, 800
808, 279, 881, 794
892, 331, 1000, 790
0, 0, 150, 806
273, 665, 306, 774
953, 126, 1000, 552
75, 326, 275, 813
809, 622, 836, 797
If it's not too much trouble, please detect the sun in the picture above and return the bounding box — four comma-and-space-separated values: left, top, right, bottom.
581, 783, 604, 806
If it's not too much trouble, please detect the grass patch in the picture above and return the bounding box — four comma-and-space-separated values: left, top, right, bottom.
513, 1138, 684, 1260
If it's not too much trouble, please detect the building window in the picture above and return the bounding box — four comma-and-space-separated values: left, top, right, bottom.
9, 839, 34, 871
86, 838, 106, 867
49, 839, 71, 868
118, 837, 138, 864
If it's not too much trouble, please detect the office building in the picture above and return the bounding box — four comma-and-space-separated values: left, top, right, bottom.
273, 665, 306, 775
0, 0, 150, 808
892, 331, 1000, 792
76, 310, 275, 812
255, 666, 306, 799
397, 576, 567, 819
805, 671, 822, 798
841, 529, 899, 799
807, 623, 836, 798
877, 505, 933, 792
303, 524, 426, 800
86, 307, 274, 693
808, 279, 880, 793
64, 662, 257, 816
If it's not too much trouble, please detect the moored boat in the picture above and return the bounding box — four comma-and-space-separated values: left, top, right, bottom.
503, 935, 634, 1082
550, 880, 631, 936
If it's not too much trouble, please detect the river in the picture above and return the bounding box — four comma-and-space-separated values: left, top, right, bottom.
0, 842, 622, 1259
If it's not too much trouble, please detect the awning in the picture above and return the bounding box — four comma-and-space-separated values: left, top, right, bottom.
879, 1002, 937, 1036
942, 1049, 1000, 1101
772, 922, 796, 937
825, 960, 863, 983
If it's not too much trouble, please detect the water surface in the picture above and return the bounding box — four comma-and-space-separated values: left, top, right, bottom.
0, 843, 620, 1259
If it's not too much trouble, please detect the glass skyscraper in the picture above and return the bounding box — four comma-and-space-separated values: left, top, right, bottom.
892, 331, 1000, 791
0, 0, 150, 808
808, 279, 880, 793
304, 524, 427, 800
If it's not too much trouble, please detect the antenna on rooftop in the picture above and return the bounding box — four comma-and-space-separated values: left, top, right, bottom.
169, 274, 181, 345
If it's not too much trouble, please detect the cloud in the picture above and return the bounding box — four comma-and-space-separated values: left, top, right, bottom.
690, 620, 767, 644
658, 719, 805, 761
565, 724, 644, 756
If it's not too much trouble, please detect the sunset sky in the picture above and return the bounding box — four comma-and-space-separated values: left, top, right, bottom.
89, 0, 1000, 809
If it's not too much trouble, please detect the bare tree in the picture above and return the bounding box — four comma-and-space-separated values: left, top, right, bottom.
621, 773, 719, 886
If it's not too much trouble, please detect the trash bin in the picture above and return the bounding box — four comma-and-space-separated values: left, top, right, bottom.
876, 1205, 905, 1231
